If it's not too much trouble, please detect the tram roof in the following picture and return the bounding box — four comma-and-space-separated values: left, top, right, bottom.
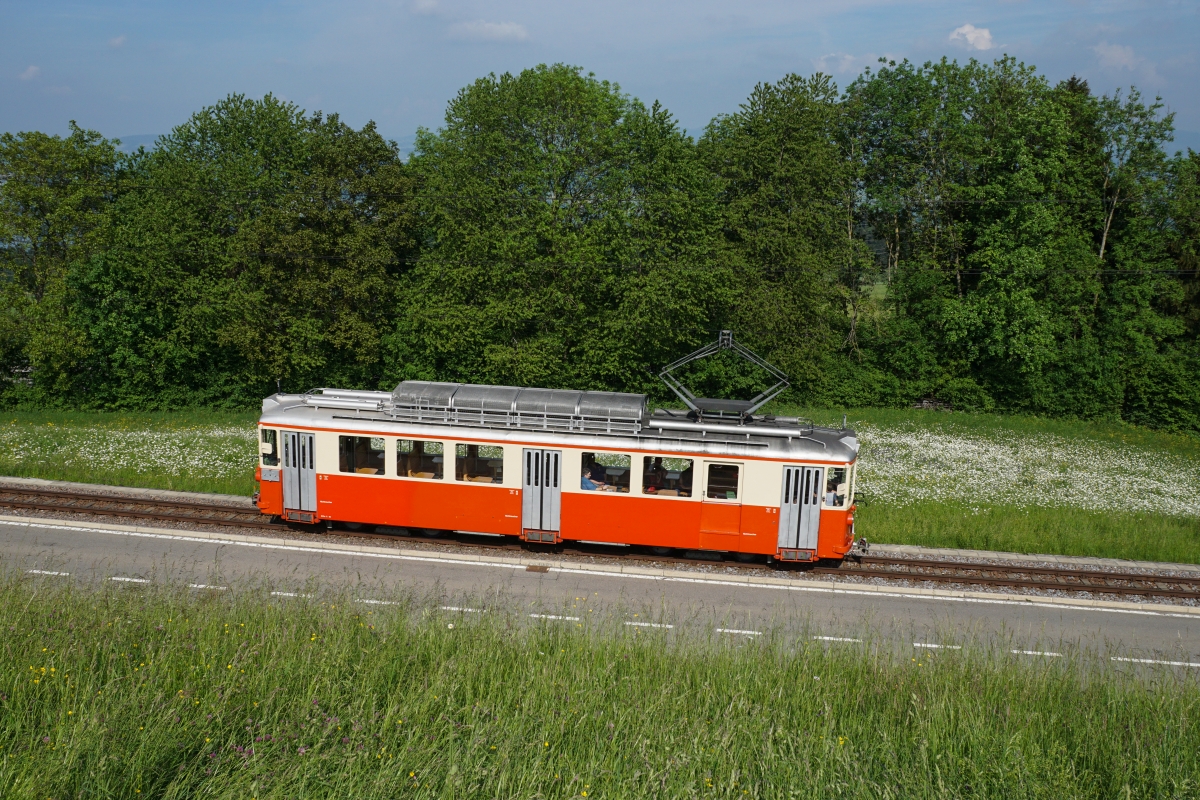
391, 381, 649, 421
259, 382, 859, 463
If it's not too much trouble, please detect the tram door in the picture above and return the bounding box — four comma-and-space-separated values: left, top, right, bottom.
282, 431, 317, 514
778, 465, 822, 550
521, 449, 561, 537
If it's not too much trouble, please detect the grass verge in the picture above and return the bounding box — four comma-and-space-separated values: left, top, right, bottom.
857, 501, 1200, 564
0, 410, 258, 496
3, 576, 1200, 798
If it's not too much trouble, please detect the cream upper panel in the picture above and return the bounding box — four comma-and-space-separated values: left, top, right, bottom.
711, 458, 778, 506
314, 430, 350, 475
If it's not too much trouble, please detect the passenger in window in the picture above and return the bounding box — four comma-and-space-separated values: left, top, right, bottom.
581, 453, 632, 492
587, 457, 607, 484
825, 467, 847, 507
644, 457, 665, 489
581, 468, 603, 491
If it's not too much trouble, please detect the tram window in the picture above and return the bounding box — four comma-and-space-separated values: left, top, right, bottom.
456, 444, 504, 483
581, 452, 631, 492
339, 436, 386, 475
825, 467, 847, 507
706, 464, 740, 500
398, 439, 443, 480
642, 456, 694, 497
260, 429, 279, 467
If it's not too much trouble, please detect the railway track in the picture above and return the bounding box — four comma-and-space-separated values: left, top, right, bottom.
0, 485, 276, 530
2, 484, 1198, 602
820, 556, 1200, 600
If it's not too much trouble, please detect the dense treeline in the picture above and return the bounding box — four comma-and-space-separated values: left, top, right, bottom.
2, 60, 1199, 431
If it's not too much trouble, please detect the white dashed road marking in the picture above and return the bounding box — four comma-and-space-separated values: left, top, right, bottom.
110, 576, 149, 584
814, 636, 862, 643
914, 643, 961, 650
1013, 649, 1062, 657
717, 628, 762, 636
625, 621, 673, 629
441, 606, 484, 613
530, 614, 580, 621
188, 584, 227, 590
1112, 656, 1200, 667
27, 569, 69, 576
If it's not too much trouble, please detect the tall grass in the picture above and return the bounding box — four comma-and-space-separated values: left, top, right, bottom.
3, 575, 1199, 798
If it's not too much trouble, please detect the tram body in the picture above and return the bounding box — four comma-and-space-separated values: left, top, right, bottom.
254, 381, 859, 562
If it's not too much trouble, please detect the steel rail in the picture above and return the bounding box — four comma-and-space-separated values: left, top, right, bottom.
2, 485, 1198, 600
0, 486, 276, 529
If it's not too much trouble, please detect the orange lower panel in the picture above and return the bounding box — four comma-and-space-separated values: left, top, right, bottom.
315, 475, 521, 534
257, 479, 282, 516
560, 495, 779, 555
560, 493, 702, 549
816, 509, 854, 559
736, 505, 778, 555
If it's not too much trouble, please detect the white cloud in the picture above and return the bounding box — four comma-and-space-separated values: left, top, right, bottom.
447, 19, 529, 43
1093, 41, 1137, 70
18, 65, 40, 81
949, 23, 993, 51
410, 0, 438, 14
109, 34, 127, 48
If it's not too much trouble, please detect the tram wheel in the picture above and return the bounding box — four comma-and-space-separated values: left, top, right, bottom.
650, 546, 673, 556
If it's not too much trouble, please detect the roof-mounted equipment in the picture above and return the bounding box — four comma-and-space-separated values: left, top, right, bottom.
658, 330, 789, 423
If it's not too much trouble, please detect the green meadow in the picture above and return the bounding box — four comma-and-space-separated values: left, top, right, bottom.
3, 575, 1199, 799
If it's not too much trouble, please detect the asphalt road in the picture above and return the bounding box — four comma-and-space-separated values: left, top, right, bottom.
4, 515, 1199, 666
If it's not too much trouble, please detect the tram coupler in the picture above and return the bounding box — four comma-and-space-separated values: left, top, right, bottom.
850, 536, 869, 562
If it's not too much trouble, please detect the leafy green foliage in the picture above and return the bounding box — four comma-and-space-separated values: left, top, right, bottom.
0, 60, 1197, 432
390, 64, 727, 396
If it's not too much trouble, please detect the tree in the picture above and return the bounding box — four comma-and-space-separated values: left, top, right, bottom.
69, 95, 413, 407
391, 64, 727, 395
0, 123, 121, 401
699, 73, 874, 404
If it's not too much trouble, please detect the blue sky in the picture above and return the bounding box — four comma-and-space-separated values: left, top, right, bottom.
3, 0, 1198, 152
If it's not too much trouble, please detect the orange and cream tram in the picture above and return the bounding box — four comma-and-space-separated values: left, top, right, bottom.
253, 334, 859, 563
